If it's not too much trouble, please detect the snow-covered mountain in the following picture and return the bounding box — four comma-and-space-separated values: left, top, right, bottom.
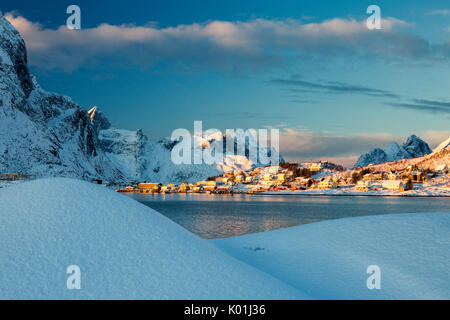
97, 126, 282, 184
354, 135, 432, 168
355, 140, 449, 173
0, 15, 124, 181
354, 148, 388, 168
352, 135, 449, 172
0, 15, 280, 183
433, 137, 450, 154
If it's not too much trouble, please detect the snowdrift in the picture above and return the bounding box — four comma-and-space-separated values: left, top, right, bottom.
0, 178, 306, 299
214, 212, 450, 299
1, 178, 448, 299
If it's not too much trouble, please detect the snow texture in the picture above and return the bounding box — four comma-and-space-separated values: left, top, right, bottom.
214, 212, 450, 299
1, 178, 448, 299
0, 178, 306, 299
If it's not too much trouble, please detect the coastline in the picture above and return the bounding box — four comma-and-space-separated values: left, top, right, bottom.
248, 191, 450, 198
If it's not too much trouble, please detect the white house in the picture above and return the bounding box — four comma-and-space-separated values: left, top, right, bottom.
382, 180, 406, 191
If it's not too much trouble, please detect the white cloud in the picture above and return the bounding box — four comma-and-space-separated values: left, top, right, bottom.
429, 9, 450, 16
5, 13, 441, 73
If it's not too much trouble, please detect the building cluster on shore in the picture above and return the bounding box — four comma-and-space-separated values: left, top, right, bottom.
115, 161, 450, 195
1, 161, 448, 196
116, 180, 234, 194
0, 173, 32, 189
0, 173, 31, 181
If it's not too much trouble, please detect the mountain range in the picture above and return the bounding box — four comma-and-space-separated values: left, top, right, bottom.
354, 135, 434, 168
0, 14, 447, 182
0, 15, 280, 184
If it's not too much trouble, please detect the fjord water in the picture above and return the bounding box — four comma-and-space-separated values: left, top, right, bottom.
128, 194, 450, 239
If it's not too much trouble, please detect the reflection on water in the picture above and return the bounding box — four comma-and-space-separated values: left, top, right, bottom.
128, 193, 450, 239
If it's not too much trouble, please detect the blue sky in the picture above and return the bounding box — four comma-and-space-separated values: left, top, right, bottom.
2, 0, 450, 166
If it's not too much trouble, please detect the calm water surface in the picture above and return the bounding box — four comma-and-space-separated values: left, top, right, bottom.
127, 193, 450, 239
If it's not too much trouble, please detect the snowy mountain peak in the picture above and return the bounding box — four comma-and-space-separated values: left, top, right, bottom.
354, 148, 387, 168
0, 16, 123, 180
433, 137, 450, 154
0, 16, 34, 100
384, 142, 407, 162
402, 134, 432, 157
354, 135, 432, 168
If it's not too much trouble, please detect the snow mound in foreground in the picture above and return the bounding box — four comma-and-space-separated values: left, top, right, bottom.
214, 212, 450, 299
0, 178, 306, 299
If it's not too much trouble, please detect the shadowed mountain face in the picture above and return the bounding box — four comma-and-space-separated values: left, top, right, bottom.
0, 15, 280, 183
0, 15, 124, 181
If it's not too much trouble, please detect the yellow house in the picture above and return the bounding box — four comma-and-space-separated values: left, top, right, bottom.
178, 183, 188, 193
318, 180, 336, 189
356, 181, 370, 191
309, 183, 318, 189
409, 170, 424, 183
196, 181, 208, 186
309, 163, 322, 172
138, 183, 161, 192
295, 177, 311, 187
363, 174, 379, 182
277, 174, 286, 182
388, 172, 398, 180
